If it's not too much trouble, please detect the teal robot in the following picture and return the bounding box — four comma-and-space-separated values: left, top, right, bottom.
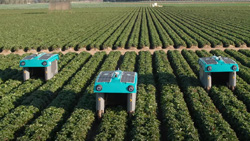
198, 56, 239, 90
94, 70, 138, 118
20, 53, 59, 81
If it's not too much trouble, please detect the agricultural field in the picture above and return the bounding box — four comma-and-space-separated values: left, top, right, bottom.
0, 4, 249, 52
0, 49, 249, 140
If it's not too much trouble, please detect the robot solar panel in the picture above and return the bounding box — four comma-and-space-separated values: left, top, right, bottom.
121, 72, 135, 83
39, 54, 55, 60
202, 57, 217, 64
97, 71, 114, 82
22, 54, 37, 60
221, 57, 236, 64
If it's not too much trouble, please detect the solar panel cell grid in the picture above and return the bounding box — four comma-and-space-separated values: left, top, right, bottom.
97, 71, 114, 82
39, 54, 54, 60
121, 72, 135, 83
22, 54, 36, 60
201, 57, 217, 64
222, 57, 235, 64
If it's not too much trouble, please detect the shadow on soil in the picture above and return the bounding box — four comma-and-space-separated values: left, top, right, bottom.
23, 12, 47, 15
0, 68, 23, 81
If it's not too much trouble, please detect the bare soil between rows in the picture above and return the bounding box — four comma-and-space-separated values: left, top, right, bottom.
0, 46, 249, 55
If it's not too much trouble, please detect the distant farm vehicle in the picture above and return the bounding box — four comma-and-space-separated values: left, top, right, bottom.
152, 3, 162, 7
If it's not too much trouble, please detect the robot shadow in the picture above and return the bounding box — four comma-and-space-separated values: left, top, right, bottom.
0, 68, 23, 81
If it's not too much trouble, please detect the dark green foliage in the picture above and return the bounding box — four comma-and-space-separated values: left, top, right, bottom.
169, 50, 238, 140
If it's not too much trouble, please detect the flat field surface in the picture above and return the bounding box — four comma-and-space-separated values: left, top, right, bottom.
0, 2, 249, 52
0, 49, 249, 140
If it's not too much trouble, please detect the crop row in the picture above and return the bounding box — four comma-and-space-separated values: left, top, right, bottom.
55, 51, 121, 140
1, 7, 249, 51
127, 9, 142, 48
195, 50, 250, 111
172, 7, 250, 37
0, 49, 249, 140
64, 13, 121, 51
0, 54, 24, 84
0, 54, 23, 71
129, 51, 160, 140
154, 50, 199, 140
18, 52, 106, 140
180, 8, 250, 40
0, 52, 73, 99
102, 9, 138, 49
177, 12, 250, 47
148, 9, 173, 48
113, 9, 140, 49
151, 9, 186, 48
0, 79, 22, 98
0, 54, 26, 97
165, 10, 246, 47
138, 8, 150, 48
0, 52, 91, 140
95, 107, 127, 141
0, 79, 43, 119
85, 13, 130, 49
182, 49, 250, 140
152, 9, 198, 48
224, 49, 250, 68
88, 9, 136, 50
156, 9, 210, 48
0, 52, 76, 118
1, 8, 127, 51
0, 52, 72, 99
239, 49, 250, 57
145, 8, 162, 48
168, 50, 238, 140
210, 86, 250, 140
157, 9, 222, 47
94, 52, 136, 141
203, 51, 250, 110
